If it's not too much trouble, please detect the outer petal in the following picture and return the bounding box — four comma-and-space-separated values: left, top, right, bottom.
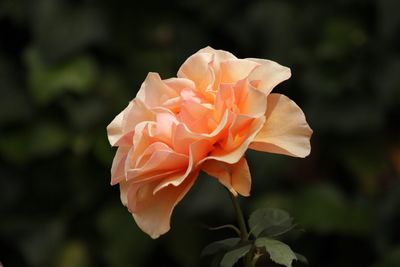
219, 59, 259, 83
111, 146, 130, 185
107, 99, 154, 146
250, 93, 312, 157
197, 46, 237, 62
247, 58, 291, 95
202, 157, 251, 197
137, 72, 180, 108
122, 171, 199, 239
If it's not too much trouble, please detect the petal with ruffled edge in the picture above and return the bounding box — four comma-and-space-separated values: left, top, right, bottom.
177, 52, 214, 93
121, 170, 199, 239
197, 46, 237, 63
126, 142, 188, 184
205, 116, 266, 164
107, 99, 154, 146
137, 72, 182, 109
247, 58, 291, 95
250, 93, 312, 158
202, 157, 251, 197
219, 59, 259, 84
111, 146, 130, 185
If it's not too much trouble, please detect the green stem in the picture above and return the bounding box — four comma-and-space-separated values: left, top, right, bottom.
228, 192, 249, 241
228, 191, 253, 267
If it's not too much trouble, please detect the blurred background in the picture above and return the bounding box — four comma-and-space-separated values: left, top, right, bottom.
1, 0, 399, 266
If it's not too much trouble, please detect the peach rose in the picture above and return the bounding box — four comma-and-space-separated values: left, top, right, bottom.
107, 47, 312, 238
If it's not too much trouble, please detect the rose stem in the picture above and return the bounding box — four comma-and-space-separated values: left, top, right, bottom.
228, 192, 249, 241
228, 191, 253, 267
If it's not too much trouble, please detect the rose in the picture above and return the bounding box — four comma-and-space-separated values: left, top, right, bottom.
107, 47, 312, 238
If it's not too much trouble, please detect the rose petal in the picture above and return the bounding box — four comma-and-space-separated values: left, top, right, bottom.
154, 139, 212, 193
202, 157, 251, 196
234, 79, 268, 118
177, 52, 214, 93
220, 59, 259, 84
107, 99, 154, 146
126, 142, 188, 183
197, 46, 237, 62
173, 111, 230, 155
123, 171, 198, 239
247, 58, 291, 95
250, 93, 312, 157
137, 72, 180, 108
111, 146, 130, 185
204, 116, 266, 164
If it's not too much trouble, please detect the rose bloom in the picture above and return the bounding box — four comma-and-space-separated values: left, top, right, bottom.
107, 47, 312, 238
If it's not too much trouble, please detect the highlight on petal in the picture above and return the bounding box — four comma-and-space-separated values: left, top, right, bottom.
107, 99, 154, 146
247, 58, 291, 95
250, 93, 313, 158
202, 157, 251, 197
177, 52, 214, 92
137, 72, 180, 108
197, 46, 237, 62
219, 59, 259, 84
123, 171, 199, 239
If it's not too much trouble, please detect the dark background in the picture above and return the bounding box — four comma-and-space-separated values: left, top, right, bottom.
1, 0, 400, 266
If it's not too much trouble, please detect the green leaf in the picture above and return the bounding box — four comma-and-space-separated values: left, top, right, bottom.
201, 238, 240, 257
220, 244, 252, 267
248, 208, 293, 237
255, 238, 297, 267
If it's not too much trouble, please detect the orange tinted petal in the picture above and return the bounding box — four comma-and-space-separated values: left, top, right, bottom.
250, 93, 312, 157
124, 171, 198, 239
206, 116, 265, 164
220, 59, 259, 83
107, 100, 154, 146
202, 157, 251, 196
247, 59, 291, 95
177, 52, 214, 93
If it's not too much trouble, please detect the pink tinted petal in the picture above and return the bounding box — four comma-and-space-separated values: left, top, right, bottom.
126, 142, 188, 183
154, 139, 212, 192
119, 180, 130, 206
111, 146, 130, 185
250, 93, 312, 158
126, 171, 199, 239
154, 109, 178, 144
202, 157, 251, 196
178, 100, 213, 133
107, 100, 154, 146
137, 72, 179, 108
220, 59, 259, 83
247, 59, 291, 95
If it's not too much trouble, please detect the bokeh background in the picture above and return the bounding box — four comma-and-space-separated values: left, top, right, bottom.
1, 0, 400, 266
